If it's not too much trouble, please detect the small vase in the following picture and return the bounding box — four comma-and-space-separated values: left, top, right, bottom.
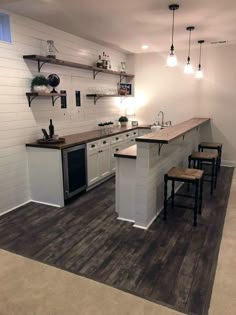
33, 85, 49, 93
120, 122, 127, 127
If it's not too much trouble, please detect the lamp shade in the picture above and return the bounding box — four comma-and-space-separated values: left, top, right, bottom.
167, 53, 177, 67
184, 63, 193, 74
196, 69, 203, 79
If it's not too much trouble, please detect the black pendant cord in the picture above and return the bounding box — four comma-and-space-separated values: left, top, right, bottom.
188, 30, 192, 62
198, 43, 202, 69
171, 9, 175, 50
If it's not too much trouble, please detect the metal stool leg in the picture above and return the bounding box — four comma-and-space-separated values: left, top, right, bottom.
194, 180, 199, 227
171, 180, 175, 208
199, 177, 204, 215
214, 158, 217, 189
188, 156, 191, 192
211, 158, 215, 195
163, 175, 168, 220
218, 145, 222, 171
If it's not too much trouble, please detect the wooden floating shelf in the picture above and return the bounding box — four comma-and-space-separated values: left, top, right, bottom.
23, 55, 134, 80
86, 93, 133, 105
26, 92, 67, 107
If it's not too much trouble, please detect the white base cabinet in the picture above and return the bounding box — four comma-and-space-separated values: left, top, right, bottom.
87, 128, 147, 188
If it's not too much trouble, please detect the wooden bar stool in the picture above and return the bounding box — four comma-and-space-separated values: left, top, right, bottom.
188, 151, 218, 195
198, 142, 222, 171
163, 167, 204, 227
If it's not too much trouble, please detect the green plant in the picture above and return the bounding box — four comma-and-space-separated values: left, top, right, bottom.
31, 75, 48, 90
118, 116, 128, 123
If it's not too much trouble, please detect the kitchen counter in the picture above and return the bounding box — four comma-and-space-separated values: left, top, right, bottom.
26, 125, 151, 150
136, 118, 210, 144
114, 145, 137, 160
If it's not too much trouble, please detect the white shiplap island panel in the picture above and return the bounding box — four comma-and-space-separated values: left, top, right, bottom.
115, 119, 211, 229
0, 10, 128, 214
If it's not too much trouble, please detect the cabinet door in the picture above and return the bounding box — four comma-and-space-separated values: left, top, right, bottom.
87, 151, 100, 186
98, 147, 111, 179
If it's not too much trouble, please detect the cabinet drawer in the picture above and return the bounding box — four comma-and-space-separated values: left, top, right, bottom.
124, 132, 132, 139
111, 134, 125, 144
99, 137, 110, 148
131, 130, 138, 137
87, 141, 99, 155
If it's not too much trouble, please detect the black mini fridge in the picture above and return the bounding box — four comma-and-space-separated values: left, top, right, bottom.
62, 144, 87, 200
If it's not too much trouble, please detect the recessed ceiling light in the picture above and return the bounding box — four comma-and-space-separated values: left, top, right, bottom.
141, 45, 149, 50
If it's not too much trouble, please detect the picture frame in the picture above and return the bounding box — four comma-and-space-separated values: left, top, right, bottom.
131, 120, 138, 127
119, 83, 132, 95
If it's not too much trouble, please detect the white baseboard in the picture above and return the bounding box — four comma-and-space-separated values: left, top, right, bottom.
117, 217, 135, 223
0, 200, 31, 217
222, 160, 236, 167
0, 199, 61, 217
31, 200, 61, 208
133, 213, 159, 230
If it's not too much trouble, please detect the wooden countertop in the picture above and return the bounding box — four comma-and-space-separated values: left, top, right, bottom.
26, 125, 151, 150
114, 145, 137, 160
136, 118, 210, 144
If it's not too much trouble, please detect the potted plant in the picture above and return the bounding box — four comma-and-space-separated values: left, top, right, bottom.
31, 75, 49, 93
118, 116, 128, 127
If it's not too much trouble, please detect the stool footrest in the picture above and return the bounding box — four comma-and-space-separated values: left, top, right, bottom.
170, 203, 195, 210
175, 193, 195, 199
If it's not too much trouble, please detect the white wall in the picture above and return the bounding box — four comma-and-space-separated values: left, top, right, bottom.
0, 11, 127, 214
130, 44, 236, 164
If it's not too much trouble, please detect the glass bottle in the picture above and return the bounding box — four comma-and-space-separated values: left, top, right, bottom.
49, 119, 54, 138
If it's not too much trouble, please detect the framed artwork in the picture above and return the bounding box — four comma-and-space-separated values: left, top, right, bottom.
119, 83, 132, 95
132, 121, 138, 127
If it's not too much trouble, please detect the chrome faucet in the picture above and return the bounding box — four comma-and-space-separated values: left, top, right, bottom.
158, 111, 164, 126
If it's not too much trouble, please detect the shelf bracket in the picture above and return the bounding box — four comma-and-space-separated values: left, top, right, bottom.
37, 60, 47, 72
158, 143, 164, 155
93, 70, 100, 80
52, 95, 61, 106
93, 95, 102, 105
27, 94, 37, 107
120, 75, 126, 82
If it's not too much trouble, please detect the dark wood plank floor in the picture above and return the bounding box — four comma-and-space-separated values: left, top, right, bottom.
0, 166, 233, 315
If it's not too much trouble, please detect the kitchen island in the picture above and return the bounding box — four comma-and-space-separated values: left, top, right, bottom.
115, 118, 210, 229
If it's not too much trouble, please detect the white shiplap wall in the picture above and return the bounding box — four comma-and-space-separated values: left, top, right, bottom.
0, 11, 128, 214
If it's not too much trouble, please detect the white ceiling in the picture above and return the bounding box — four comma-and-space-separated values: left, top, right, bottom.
0, 0, 236, 53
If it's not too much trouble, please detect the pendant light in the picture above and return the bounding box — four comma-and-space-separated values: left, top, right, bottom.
184, 26, 195, 74
196, 40, 205, 79
167, 4, 179, 67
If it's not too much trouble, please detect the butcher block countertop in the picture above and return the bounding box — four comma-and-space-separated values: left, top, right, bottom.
136, 118, 210, 144
26, 125, 151, 150
114, 145, 137, 160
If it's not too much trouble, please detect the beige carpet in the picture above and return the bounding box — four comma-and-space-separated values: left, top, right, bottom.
0, 170, 235, 315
